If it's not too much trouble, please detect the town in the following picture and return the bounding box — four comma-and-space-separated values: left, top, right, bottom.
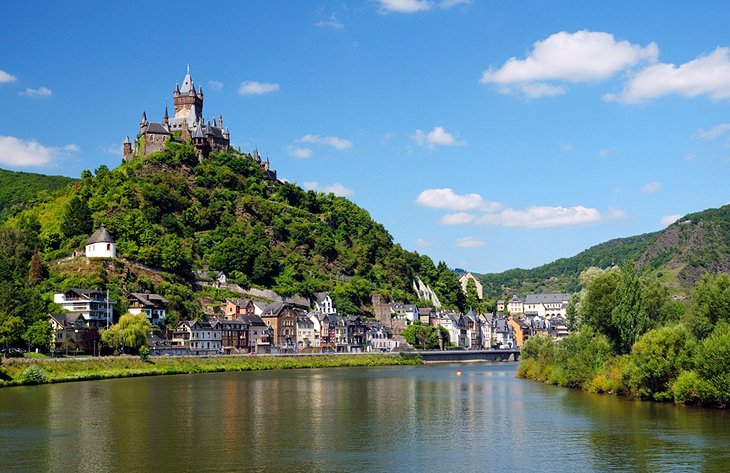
49, 225, 571, 356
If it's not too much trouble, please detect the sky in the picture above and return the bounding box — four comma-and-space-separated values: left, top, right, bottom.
1, 1, 729, 274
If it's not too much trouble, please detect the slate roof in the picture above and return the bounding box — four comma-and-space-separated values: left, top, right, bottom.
524, 293, 571, 304
144, 122, 171, 135
87, 224, 114, 245
129, 293, 168, 309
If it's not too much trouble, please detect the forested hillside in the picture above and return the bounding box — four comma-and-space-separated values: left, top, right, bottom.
479, 204, 730, 298
0, 142, 466, 345
0, 168, 76, 221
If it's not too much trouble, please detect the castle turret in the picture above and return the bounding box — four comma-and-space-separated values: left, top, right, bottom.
174, 67, 202, 124
123, 136, 133, 162
139, 111, 148, 135
163, 105, 169, 126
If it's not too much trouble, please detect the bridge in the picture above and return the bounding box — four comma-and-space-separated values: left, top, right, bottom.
419, 349, 520, 363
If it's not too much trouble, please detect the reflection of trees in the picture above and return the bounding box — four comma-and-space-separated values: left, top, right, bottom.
560, 389, 730, 471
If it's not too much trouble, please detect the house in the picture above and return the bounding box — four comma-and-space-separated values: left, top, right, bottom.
214, 272, 227, 288
173, 320, 221, 355
507, 295, 524, 315
437, 313, 467, 348
347, 316, 367, 353
53, 288, 115, 329
313, 292, 336, 315
148, 332, 188, 356
390, 303, 418, 323
49, 313, 91, 354
251, 301, 268, 316
492, 316, 515, 349
507, 317, 528, 348
523, 293, 571, 319
459, 272, 483, 299
128, 293, 168, 326
85, 224, 116, 258
366, 324, 400, 352
296, 315, 315, 351
239, 313, 271, 353
211, 317, 249, 354
317, 313, 337, 352
224, 299, 255, 320
332, 315, 350, 352
260, 302, 298, 352
497, 300, 505, 312
418, 307, 436, 325
464, 310, 483, 350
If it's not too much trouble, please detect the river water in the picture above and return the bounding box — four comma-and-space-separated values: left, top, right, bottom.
1, 363, 728, 472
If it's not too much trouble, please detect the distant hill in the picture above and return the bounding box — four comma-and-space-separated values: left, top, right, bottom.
479, 204, 730, 298
0, 168, 76, 221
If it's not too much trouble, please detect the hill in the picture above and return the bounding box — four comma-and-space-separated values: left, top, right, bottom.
479, 204, 730, 298
1, 142, 466, 329
0, 168, 76, 221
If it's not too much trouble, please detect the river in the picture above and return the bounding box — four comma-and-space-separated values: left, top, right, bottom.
1, 362, 728, 472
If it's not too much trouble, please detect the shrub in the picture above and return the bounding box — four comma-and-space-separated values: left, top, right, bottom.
20, 365, 48, 385
139, 345, 150, 362
672, 371, 718, 406
622, 324, 696, 401
552, 330, 613, 389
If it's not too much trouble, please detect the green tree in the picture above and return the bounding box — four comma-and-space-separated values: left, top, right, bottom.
0, 315, 24, 352
28, 250, 44, 286
580, 268, 621, 347
465, 278, 480, 311
622, 324, 696, 401
23, 319, 52, 351
101, 313, 151, 354
611, 263, 653, 354
60, 196, 93, 238
686, 273, 730, 339
402, 324, 449, 349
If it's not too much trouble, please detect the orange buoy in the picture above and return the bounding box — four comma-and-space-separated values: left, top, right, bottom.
456, 368, 462, 376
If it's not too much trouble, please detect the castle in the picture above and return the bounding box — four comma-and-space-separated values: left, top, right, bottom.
123, 67, 230, 161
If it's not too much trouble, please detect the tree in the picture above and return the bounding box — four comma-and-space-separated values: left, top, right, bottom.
60, 196, 93, 238
402, 324, 449, 350
101, 313, 151, 354
580, 268, 620, 346
28, 250, 44, 286
465, 278, 480, 311
23, 319, 52, 351
687, 273, 730, 339
0, 315, 23, 352
611, 263, 653, 354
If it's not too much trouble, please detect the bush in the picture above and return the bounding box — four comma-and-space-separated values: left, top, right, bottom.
551, 330, 613, 389
672, 370, 718, 406
139, 345, 150, 362
622, 324, 696, 401
20, 365, 48, 385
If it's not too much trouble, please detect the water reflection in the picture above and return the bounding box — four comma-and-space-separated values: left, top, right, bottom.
1, 363, 729, 472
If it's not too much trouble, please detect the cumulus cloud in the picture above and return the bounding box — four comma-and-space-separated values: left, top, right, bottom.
416, 188, 501, 212
694, 123, 730, 140
0, 136, 77, 167
0, 70, 17, 83
20, 86, 52, 97
303, 181, 354, 197
377, 0, 432, 13
455, 236, 486, 248
315, 13, 344, 29
480, 30, 657, 97
475, 205, 605, 228
207, 80, 223, 90
238, 81, 280, 96
287, 146, 313, 159
440, 212, 475, 225
298, 134, 352, 150
412, 126, 465, 149
607, 47, 730, 103
641, 181, 661, 193
661, 214, 682, 227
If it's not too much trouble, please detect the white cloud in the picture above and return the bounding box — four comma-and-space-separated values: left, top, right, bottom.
315, 13, 344, 29
287, 146, 313, 159
694, 123, 730, 140
303, 181, 354, 197
416, 238, 433, 248
480, 30, 657, 97
641, 181, 661, 193
599, 147, 618, 157
238, 81, 280, 96
455, 236, 486, 248
0, 136, 76, 167
660, 214, 682, 226
20, 86, 52, 97
439, 0, 472, 8
0, 70, 17, 83
607, 47, 730, 103
207, 80, 224, 90
439, 212, 475, 225
377, 0, 432, 13
298, 134, 352, 150
412, 126, 465, 149
476, 205, 604, 228
606, 207, 628, 220
416, 188, 501, 212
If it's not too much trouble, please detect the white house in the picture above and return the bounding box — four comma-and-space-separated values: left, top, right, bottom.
173, 320, 221, 355
53, 288, 115, 329
313, 292, 336, 315
459, 272, 483, 300
127, 293, 168, 326
507, 295, 524, 315
85, 224, 116, 258
523, 293, 571, 319
366, 324, 399, 352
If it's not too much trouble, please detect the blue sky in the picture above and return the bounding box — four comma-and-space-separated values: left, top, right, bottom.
1, 1, 729, 273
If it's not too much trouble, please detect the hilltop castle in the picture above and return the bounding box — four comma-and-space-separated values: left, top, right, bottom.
123, 67, 230, 161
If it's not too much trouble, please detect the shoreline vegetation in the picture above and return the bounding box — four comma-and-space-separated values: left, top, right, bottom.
0, 353, 423, 388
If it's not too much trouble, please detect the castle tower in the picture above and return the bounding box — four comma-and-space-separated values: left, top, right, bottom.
173, 66, 203, 126
85, 224, 116, 258
123, 136, 133, 162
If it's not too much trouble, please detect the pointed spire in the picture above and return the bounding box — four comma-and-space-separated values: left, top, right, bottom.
164, 103, 169, 119
124, 136, 131, 144
141, 111, 147, 124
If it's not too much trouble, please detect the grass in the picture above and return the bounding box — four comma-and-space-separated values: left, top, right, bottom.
0, 353, 423, 387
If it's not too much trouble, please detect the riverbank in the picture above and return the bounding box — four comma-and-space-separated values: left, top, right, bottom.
0, 353, 423, 388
